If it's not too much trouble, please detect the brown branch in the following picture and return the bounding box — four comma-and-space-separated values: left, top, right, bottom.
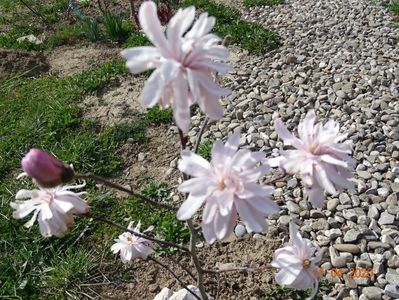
18, 0, 53, 29
166, 255, 197, 282
148, 256, 202, 300
203, 264, 273, 274
74, 173, 177, 212
193, 117, 209, 154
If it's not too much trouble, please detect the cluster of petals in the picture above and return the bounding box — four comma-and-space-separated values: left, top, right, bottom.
10, 183, 89, 237
269, 110, 355, 208
111, 221, 154, 264
271, 222, 322, 299
177, 133, 279, 244
121, 1, 231, 132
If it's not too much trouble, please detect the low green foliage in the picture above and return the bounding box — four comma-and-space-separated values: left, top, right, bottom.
142, 181, 170, 202
80, 17, 100, 42
103, 12, 132, 43
217, 21, 279, 55
389, 2, 399, 14
0, 60, 150, 298
146, 106, 174, 124
124, 30, 152, 47
262, 280, 332, 300
243, 0, 283, 7
47, 24, 83, 48
180, 0, 279, 54
198, 139, 213, 161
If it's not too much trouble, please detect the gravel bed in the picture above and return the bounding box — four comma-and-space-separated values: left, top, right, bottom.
182, 0, 399, 299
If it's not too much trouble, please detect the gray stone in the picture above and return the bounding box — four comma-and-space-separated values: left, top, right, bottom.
327, 198, 340, 212
384, 284, 399, 298
234, 224, 247, 237
344, 229, 361, 243
378, 212, 395, 225
362, 286, 383, 300
334, 243, 360, 254
386, 273, 399, 284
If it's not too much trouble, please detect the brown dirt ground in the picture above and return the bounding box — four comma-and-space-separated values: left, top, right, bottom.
0, 48, 49, 79
93, 235, 280, 300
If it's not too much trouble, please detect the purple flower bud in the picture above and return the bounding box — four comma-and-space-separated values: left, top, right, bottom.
21, 149, 74, 187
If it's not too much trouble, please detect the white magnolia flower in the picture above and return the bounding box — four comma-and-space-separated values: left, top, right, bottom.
271, 222, 322, 299
121, 1, 231, 132
10, 183, 88, 237
177, 133, 279, 243
270, 110, 355, 207
111, 221, 154, 264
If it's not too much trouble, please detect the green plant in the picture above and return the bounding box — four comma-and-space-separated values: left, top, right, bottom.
146, 106, 174, 124
103, 12, 132, 42
142, 181, 170, 202
198, 139, 213, 161
46, 24, 82, 48
179, 0, 279, 54
389, 2, 399, 14
217, 21, 279, 55
80, 17, 100, 42
261, 280, 331, 300
123, 30, 151, 47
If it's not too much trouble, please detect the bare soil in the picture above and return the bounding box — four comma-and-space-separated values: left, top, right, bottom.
94, 235, 280, 300
0, 48, 49, 79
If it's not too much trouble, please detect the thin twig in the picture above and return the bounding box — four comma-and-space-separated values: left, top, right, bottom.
75, 173, 177, 211
82, 213, 189, 252
193, 117, 209, 154
18, 0, 53, 28
203, 264, 273, 274
148, 256, 202, 300
166, 255, 197, 282
187, 219, 208, 300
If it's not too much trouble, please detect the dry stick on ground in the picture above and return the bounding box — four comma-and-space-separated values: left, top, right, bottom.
203, 264, 273, 274
74, 173, 177, 211
83, 213, 189, 252
18, 0, 53, 29
148, 256, 202, 300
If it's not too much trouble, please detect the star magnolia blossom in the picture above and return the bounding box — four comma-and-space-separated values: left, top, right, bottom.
10, 183, 88, 237
270, 110, 355, 208
271, 222, 322, 299
177, 133, 279, 244
111, 221, 154, 264
121, 1, 231, 133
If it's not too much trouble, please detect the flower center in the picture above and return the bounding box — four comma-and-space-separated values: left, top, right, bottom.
218, 179, 226, 190
43, 193, 54, 204
302, 259, 311, 269
309, 142, 320, 154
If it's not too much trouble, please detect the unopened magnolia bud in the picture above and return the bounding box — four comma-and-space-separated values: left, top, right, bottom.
21, 149, 74, 188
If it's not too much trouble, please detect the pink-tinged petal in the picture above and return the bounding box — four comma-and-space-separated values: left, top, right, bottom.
305, 185, 325, 208
236, 183, 273, 199
274, 119, 304, 149
306, 278, 319, 300
179, 150, 211, 177
322, 164, 353, 190
211, 140, 228, 166
187, 69, 201, 102
202, 200, 218, 224
289, 222, 304, 249
319, 154, 348, 168
216, 189, 234, 216
176, 194, 206, 220
214, 206, 236, 240
197, 72, 231, 97
198, 89, 224, 120
52, 199, 74, 214
138, 1, 171, 56
167, 7, 195, 48
142, 59, 181, 107
191, 60, 232, 74
121, 47, 160, 74
15, 189, 39, 200
11, 200, 39, 219
268, 156, 286, 168
275, 266, 303, 286
111, 243, 124, 253
40, 204, 53, 220
298, 110, 316, 146
246, 196, 280, 215
234, 199, 265, 232
178, 178, 215, 196
272, 251, 302, 268
172, 72, 190, 133
314, 164, 336, 195
224, 133, 240, 157
202, 221, 217, 244
185, 13, 215, 38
